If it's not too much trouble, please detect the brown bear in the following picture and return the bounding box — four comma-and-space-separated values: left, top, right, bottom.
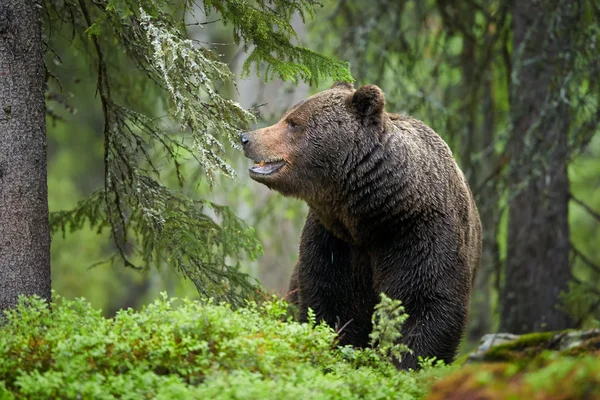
241, 82, 482, 370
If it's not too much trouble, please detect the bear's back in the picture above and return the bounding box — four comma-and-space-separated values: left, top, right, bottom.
386, 113, 482, 280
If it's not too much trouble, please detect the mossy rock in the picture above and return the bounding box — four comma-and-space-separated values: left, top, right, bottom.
560, 330, 600, 357
428, 355, 600, 400
430, 330, 600, 399
480, 331, 557, 364
467, 329, 600, 364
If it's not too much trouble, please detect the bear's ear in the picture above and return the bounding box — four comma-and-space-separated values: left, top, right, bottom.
351, 84, 385, 120
330, 81, 354, 91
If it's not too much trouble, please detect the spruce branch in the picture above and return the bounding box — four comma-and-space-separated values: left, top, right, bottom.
78, 0, 140, 270
571, 195, 600, 224
571, 245, 600, 276
44, 0, 352, 304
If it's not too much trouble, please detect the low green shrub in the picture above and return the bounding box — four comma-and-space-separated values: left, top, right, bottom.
0, 293, 447, 399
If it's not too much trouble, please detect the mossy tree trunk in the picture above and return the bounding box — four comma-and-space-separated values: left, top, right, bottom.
501, 0, 574, 333
0, 0, 51, 313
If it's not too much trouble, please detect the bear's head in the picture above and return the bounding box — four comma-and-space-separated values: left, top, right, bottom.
241, 82, 386, 201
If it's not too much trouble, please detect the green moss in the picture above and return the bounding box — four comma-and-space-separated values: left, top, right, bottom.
429, 354, 600, 399
483, 331, 556, 363
429, 329, 600, 399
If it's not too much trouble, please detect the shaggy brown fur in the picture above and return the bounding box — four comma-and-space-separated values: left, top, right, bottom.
242, 83, 482, 370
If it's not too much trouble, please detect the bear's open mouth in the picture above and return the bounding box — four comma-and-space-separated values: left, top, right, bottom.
249, 159, 286, 175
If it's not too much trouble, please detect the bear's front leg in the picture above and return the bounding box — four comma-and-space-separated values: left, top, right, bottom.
295, 210, 375, 348
372, 244, 471, 370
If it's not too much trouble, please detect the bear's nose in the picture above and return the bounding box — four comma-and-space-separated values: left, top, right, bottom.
240, 133, 250, 146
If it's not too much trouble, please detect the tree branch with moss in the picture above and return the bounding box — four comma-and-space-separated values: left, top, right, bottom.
43, 0, 353, 304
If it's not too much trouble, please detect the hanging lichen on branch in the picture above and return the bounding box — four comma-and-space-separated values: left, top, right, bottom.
43, 0, 353, 304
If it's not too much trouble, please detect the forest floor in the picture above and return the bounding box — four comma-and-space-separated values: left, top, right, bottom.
1, 294, 599, 399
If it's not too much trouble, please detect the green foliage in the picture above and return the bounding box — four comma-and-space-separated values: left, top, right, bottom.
43, 0, 352, 304
202, 0, 353, 85
0, 294, 443, 399
565, 134, 600, 325
369, 293, 411, 364
559, 281, 600, 329
335, 295, 446, 373
50, 189, 262, 304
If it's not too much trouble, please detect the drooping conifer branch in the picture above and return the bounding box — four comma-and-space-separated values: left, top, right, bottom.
44, 0, 353, 304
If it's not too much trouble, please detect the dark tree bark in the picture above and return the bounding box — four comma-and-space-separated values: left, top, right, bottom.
501, 0, 574, 333
0, 0, 51, 313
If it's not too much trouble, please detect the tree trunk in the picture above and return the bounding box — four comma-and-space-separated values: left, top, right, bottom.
501, 0, 574, 333
468, 72, 500, 341
0, 0, 51, 313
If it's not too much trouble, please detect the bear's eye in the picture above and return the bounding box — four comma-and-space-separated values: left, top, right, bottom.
287, 121, 299, 130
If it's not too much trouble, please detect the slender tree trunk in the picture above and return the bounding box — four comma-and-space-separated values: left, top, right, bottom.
501, 0, 574, 333
468, 73, 499, 341
0, 0, 51, 313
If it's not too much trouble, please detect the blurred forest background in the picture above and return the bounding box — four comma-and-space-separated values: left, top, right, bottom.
43, 0, 600, 349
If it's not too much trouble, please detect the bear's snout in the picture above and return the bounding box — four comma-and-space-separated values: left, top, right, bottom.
240, 123, 290, 165
241, 123, 296, 185
240, 132, 250, 146
240, 131, 259, 161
